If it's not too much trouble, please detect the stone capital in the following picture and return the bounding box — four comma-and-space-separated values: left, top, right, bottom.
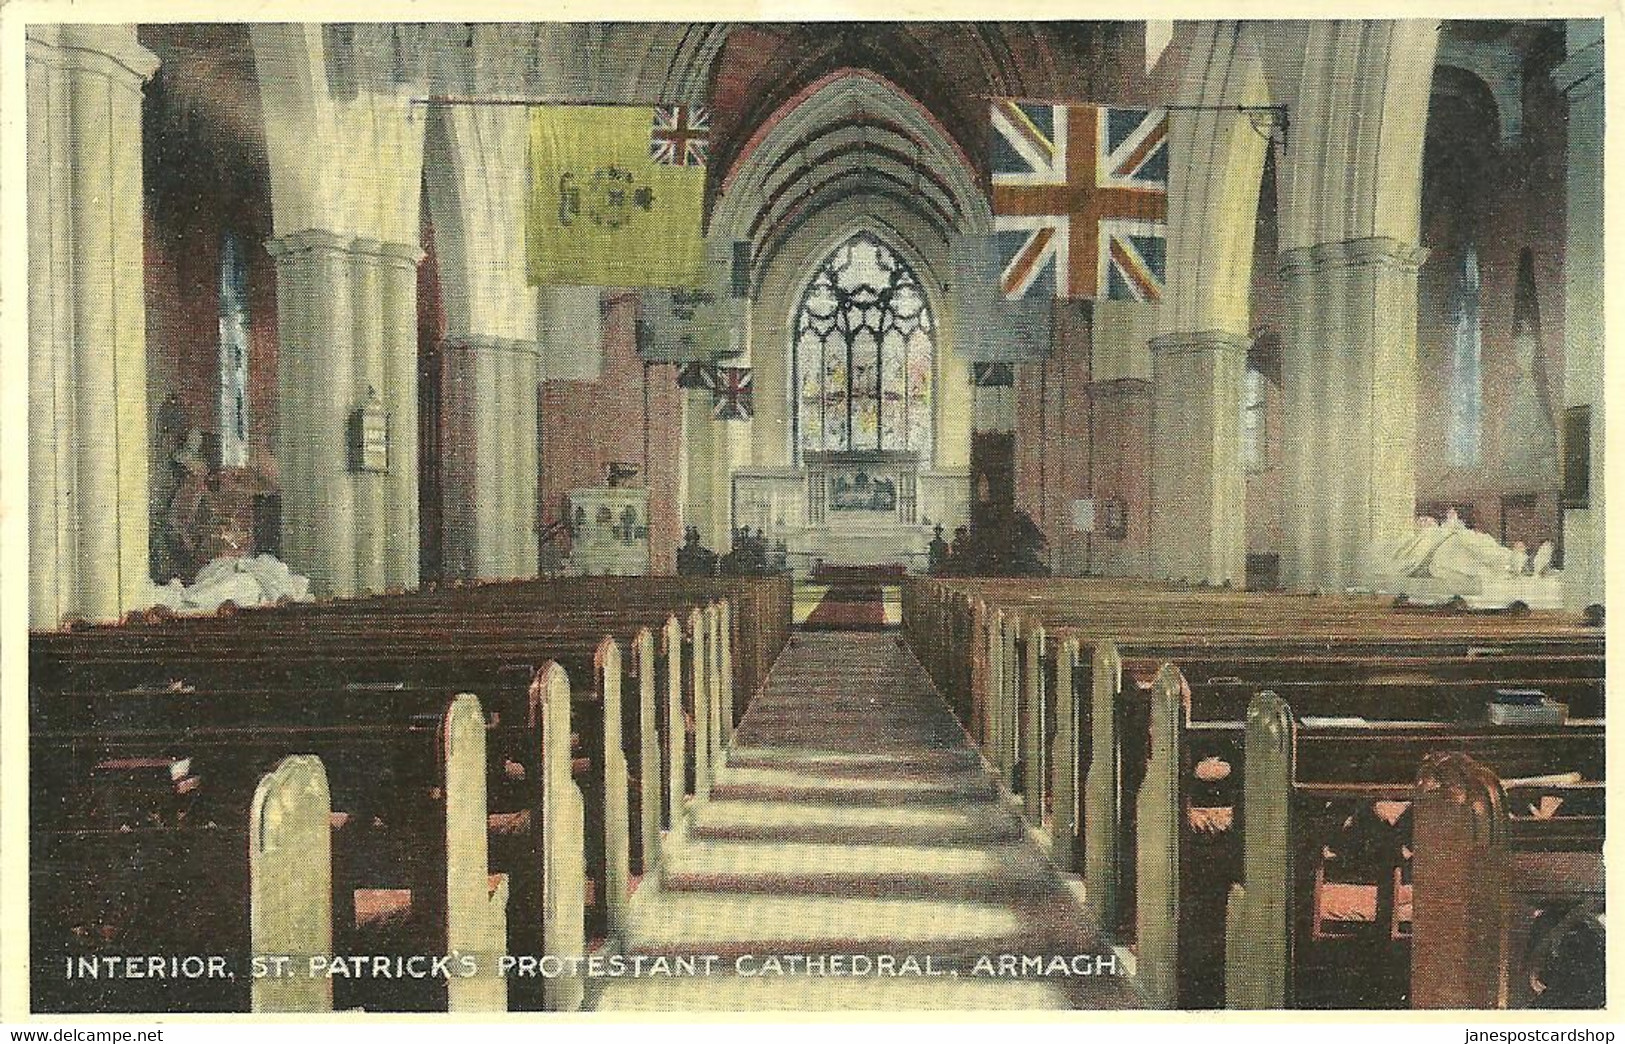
1147, 330, 1250, 358
1279, 236, 1428, 279
27, 25, 159, 89
266, 230, 425, 269
1087, 377, 1154, 398
441, 335, 544, 358
265, 228, 355, 262
352, 237, 428, 271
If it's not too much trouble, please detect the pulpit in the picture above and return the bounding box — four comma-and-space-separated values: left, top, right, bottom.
565, 487, 650, 576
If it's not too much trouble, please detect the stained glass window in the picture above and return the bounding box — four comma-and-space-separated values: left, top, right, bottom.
1446, 245, 1483, 468
218, 231, 250, 469
792, 233, 934, 461
1242, 366, 1267, 473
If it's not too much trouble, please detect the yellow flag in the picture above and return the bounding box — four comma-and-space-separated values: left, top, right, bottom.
527, 104, 708, 288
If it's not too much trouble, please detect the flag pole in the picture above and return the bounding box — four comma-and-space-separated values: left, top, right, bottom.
982, 97, 1290, 148
409, 95, 679, 108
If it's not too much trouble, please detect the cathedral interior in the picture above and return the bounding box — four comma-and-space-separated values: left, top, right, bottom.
16, 18, 1608, 1017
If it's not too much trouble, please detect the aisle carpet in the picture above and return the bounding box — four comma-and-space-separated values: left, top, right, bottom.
593, 631, 1140, 1011
803, 584, 889, 630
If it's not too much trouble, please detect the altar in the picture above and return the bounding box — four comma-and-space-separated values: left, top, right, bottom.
731, 450, 969, 577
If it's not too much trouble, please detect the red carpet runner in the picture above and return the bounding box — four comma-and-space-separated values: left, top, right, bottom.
804, 584, 888, 630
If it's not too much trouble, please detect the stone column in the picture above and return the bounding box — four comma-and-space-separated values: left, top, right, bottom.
268, 232, 421, 598
351, 240, 389, 594
268, 231, 358, 599
1279, 238, 1426, 592
1089, 301, 1156, 578
442, 337, 542, 580
1554, 24, 1603, 610
1148, 331, 1248, 585
27, 26, 159, 628
684, 388, 734, 550
376, 242, 424, 590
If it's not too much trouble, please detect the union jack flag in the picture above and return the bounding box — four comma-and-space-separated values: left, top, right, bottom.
710, 366, 753, 421
651, 105, 710, 168
990, 100, 1168, 302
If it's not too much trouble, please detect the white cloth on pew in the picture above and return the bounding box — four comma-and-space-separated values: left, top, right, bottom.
1358, 512, 1562, 608
149, 554, 313, 613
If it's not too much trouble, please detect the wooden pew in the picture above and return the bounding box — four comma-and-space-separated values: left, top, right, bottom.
1115, 656, 1603, 1006
250, 755, 334, 1013
1223, 694, 1604, 1009
32, 596, 736, 945
1411, 752, 1605, 1009
29, 573, 773, 1014
33, 695, 510, 1014
34, 652, 684, 1012
61, 575, 791, 723
902, 576, 1604, 1010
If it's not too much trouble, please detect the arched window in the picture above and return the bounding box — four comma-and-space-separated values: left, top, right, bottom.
1243, 330, 1281, 474
1446, 244, 1483, 467
218, 230, 250, 469
792, 233, 934, 462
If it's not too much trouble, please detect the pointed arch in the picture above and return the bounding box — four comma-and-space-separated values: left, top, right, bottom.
711, 67, 988, 288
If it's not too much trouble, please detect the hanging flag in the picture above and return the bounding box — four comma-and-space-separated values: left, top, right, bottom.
950, 235, 1053, 362
676, 361, 718, 390
650, 104, 711, 167
537, 285, 605, 381
527, 104, 708, 288
990, 100, 1168, 302
971, 362, 1015, 387
711, 367, 753, 421
638, 240, 749, 362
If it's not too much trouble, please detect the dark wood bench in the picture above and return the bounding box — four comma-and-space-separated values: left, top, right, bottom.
32, 692, 515, 1014
30, 577, 789, 1013
1223, 697, 1603, 1009
1411, 752, 1604, 1009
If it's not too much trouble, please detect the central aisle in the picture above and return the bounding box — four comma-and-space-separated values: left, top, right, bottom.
593, 631, 1141, 1011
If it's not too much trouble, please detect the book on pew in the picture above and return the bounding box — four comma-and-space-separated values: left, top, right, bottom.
1488, 689, 1568, 726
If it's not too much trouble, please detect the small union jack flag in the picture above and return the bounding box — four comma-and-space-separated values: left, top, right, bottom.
651, 105, 710, 168
990, 100, 1168, 302
710, 366, 753, 421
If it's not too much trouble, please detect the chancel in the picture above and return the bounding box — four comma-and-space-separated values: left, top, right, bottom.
18, 17, 1606, 1018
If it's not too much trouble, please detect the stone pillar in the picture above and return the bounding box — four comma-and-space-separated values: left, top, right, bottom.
1089, 301, 1156, 578
27, 26, 160, 628
268, 231, 422, 598
1554, 24, 1603, 610
441, 338, 541, 580
351, 240, 388, 593
1279, 238, 1426, 592
377, 242, 423, 590
684, 389, 734, 549
1148, 331, 1248, 585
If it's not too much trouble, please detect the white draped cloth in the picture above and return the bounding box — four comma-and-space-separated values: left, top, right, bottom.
1360, 512, 1560, 606
150, 554, 312, 613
